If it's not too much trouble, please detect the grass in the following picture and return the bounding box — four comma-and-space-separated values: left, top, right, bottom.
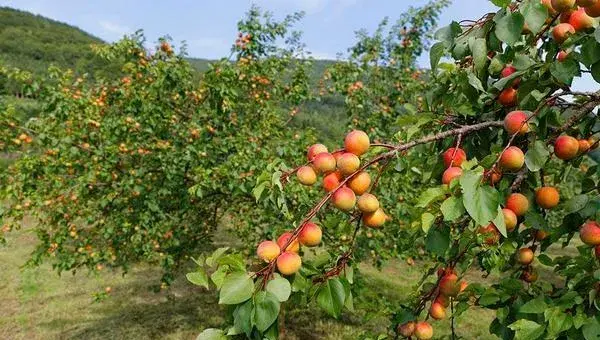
0, 225, 507, 340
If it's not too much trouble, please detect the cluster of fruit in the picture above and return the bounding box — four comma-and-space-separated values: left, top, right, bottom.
256, 130, 385, 276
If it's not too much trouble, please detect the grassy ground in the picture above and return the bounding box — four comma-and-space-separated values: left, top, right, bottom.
0, 225, 506, 340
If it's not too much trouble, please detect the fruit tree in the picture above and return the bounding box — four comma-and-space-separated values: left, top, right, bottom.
188, 0, 600, 339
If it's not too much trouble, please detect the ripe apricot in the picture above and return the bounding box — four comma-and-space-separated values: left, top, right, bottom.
362, 208, 386, 228
554, 135, 579, 160
398, 322, 415, 337
552, 0, 576, 12
307, 144, 328, 161
442, 167, 462, 185
337, 152, 360, 176
439, 273, 460, 297
357, 193, 380, 213
569, 7, 595, 31
535, 186, 560, 209
503, 208, 518, 232
323, 171, 343, 192
506, 193, 530, 217
332, 186, 356, 211
542, 0, 558, 15
442, 147, 466, 167
429, 302, 446, 320
298, 222, 322, 247
580, 221, 600, 245
521, 268, 538, 282
557, 50, 569, 61
297, 166, 317, 186
504, 111, 529, 135
499, 146, 525, 171
348, 171, 371, 195
577, 139, 591, 154
414, 321, 433, 340
518, 248, 535, 265
257, 240, 280, 262
313, 152, 336, 173
344, 130, 370, 156
577, 0, 598, 6
498, 88, 518, 107
479, 223, 500, 245
276, 251, 301, 275
585, 1, 600, 17
277, 232, 300, 253
552, 23, 576, 43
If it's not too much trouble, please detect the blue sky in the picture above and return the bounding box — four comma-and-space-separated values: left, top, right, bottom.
0, 0, 596, 90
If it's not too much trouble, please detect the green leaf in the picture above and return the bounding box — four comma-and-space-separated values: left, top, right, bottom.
583, 317, 600, 340
252, 291, 280, 332
187, 270, 209, 289
492, 206, 507, 237
421, 212, 436, 233
513, 53, 535, 70
525, 141, 550, 172
232, 300, 253, 336
468, 71, 486, 92
508, 319, 545, 340
581, 38, 600, 67
316, 278, 346, 318
206, 247, 229, 267
592, 61, 600, 83
266, 276, 291, 302
416, 187, 447, 208
435, 22, 462, 47
490, 0, 511, 6
471, 38, 488, 75
430, 42, 445, 72
545, 307, 573, 337
520, 296, 547, 313
196, 328, 227, 340
211, 265, 229, 288
219, 272, 254, 305
520, 0, 548, 34
460, 169, 500, 226
551, 58, 580, 85
441, 196, 466, 222
495, 12, 525, 46
426, 226, 450, 256
565, 194, 590, 214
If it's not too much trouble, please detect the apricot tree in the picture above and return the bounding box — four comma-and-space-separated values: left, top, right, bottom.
190, 0, 600, 339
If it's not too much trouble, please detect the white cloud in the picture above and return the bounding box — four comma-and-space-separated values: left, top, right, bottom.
307, 49, 338, 60
99, 20, 132, 38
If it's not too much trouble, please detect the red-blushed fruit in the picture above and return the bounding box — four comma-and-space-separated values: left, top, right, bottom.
552, 0, 576, 11
543, 0, 558, 15
434, 294, 450, 307
518, 248, 535, 265
362, 208, 386, 228
298, 222, 322, 247
521, 268, 539, 283
503, 208, 518, 232
535, 186, 560, 209
429, 302, 446, 320
535, 229, 550, 241
439, 273, 460, 297
323, 171, 342, 192
348, 171, 371, 195
487, 169, 502, 184
479, 223, 501, 245
500, 146, 525, 171
498, 87, 518, 107
569, 7, 595, 31
414, 321, 433, 340
337, 152, 360, 176
257, 240, 280, 262
577, 139, 591, 154
442, 167, 462, 185
398, 322, 416, 337
504, 111, 530, 135
332, 150, 344, 162
557, 50, 569, 61
595, 245, 600, 258
578, 0, 598, 6
501, 65, 521, 86
357, 193, 379, 213
307, 143, 327, 161
554, 135, 580, 160
312, 152, 336, 173
506, 193, 530, 217
332, 186, 356, 211
442, 147, 467, 167
276, 251, 301, 275
585, 0, 600, 17
297, 166, 317, 186
344, 130, 370, 156
552, 23, 576, 43
277, 232, 300, 253
580, 221, 600, 245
